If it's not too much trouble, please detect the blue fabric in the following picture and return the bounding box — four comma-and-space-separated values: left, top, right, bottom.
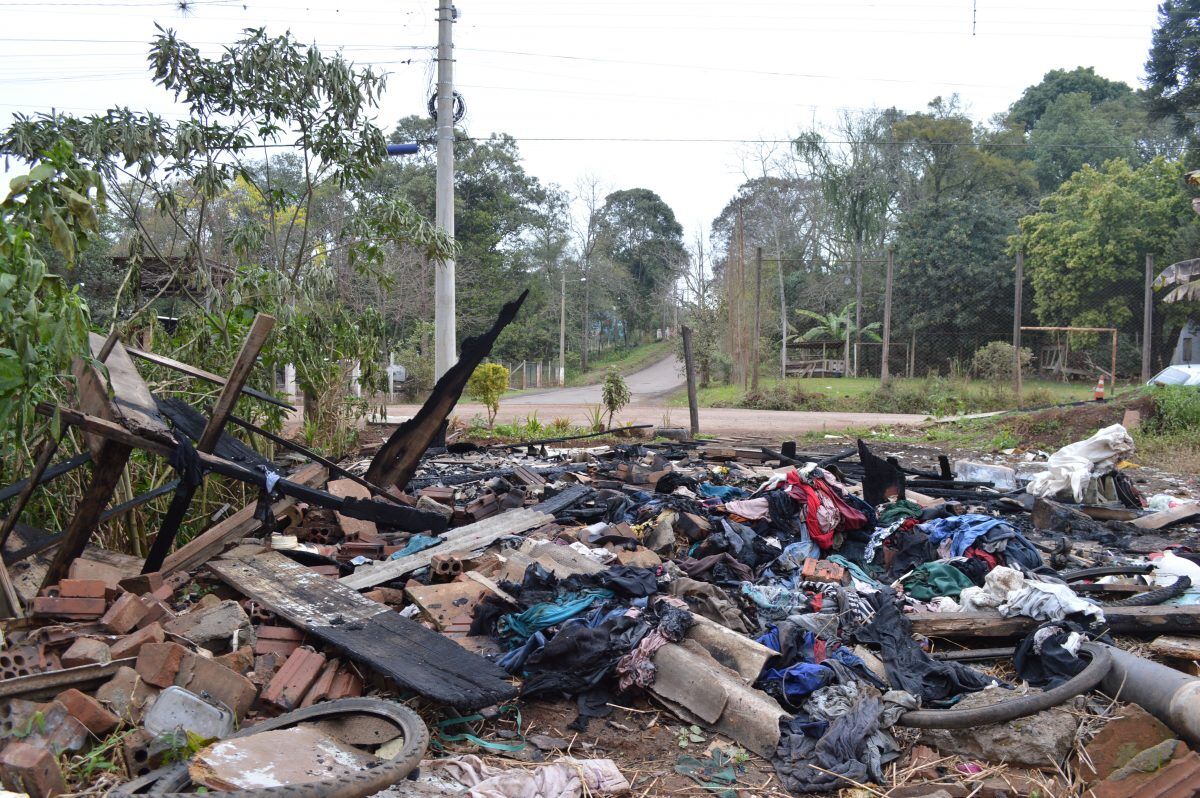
698, 483, 748, 501
498, 631, 546, 673
779, 539, 820, 567
389, 534, 443, 559
498, 590, 613, 644
919, 515, 1012, 557
762, 663, 833, 701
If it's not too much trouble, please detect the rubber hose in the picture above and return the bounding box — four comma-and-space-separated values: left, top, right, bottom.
120, 698, 429, 798
897, 642, 1111, 729
1104, 575, 1191, 607
1061, 564, 1154, 581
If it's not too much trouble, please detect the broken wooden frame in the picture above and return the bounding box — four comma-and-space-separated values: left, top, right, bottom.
1021, 325, 1118, 396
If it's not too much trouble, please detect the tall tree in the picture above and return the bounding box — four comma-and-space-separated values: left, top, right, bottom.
1145, 0, 1200, 144
1008, 66, 1133, 130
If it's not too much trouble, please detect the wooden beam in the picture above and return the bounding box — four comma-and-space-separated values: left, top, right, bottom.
161, 462, 326, 575
143, 314, 274, 573
909, 605, 1200, 639
126, 345, 295, 410
0, 451, 92, 504
209, 551, 518, 709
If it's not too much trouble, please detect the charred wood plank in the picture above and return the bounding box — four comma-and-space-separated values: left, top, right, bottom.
209, 552, 517, 709
909, 605, 1200, 639
126, 345, 295, 410
366, 290, 529, 489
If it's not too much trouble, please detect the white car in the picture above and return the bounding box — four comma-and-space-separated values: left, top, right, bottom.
1147, 364, 1200, 386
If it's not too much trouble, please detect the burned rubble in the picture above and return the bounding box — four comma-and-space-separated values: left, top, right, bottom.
3, 310, 1200, 798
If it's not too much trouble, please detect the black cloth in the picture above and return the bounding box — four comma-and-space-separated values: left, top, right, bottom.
1013, 620, 1109, 689
858, 439, 905, 506
885, 529, 936, 581
950, 556, 989, 587
596, 565, 659, 598
851, 588, 993, 703
772, 697, 881, 793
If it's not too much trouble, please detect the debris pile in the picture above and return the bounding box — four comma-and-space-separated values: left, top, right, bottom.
4, 301, 1200, 797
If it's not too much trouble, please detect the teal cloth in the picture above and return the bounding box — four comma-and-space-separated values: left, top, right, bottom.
901, 562, 974, 601
878, 499, 922, 525
827, 555, 887, 589
498, 589, 613, 644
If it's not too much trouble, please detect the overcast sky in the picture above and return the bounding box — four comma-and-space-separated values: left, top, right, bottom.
1, 0, 1164, 235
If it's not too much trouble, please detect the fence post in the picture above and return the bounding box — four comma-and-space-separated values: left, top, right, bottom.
1013, 252, 1024, 399
881, 247, 894, 385
752, 247, 763, 391
1142, 253, 1154, 382
682, 326, 700, 437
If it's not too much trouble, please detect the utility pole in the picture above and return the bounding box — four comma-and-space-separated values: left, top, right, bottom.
1142, 253, 1154, 382
433, 0, 457, 379
778, 253, 787, 379
558, 268, 567, 386
751, 247, 763, 391
1013, 252, 1024, 399
881, 246, 893, 385
852, 235, 863, 378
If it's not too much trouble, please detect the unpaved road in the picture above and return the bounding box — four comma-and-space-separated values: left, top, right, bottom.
507, 355, 685, 404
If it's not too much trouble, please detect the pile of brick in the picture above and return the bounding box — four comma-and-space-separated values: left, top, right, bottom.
0, 560, 363, 798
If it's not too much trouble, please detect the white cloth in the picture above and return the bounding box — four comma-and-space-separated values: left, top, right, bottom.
423, 755, 630, 798
1026, 424, 1135, 502
958, 566, 1103, 622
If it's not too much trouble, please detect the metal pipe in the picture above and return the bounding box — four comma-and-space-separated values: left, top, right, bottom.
1100, 643, 1200, 748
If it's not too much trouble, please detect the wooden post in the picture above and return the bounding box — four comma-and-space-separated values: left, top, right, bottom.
1111, 329, 1118, 398
1142, 253, 1154, 382
1013, 252, 1024, 399
681, 326, 700, 438
142, 313, 275, 574
909, 330, 916, 378
881, 247, 894, 385
751, 247, 763, 391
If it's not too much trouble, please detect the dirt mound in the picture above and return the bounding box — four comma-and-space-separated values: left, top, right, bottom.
1004, 394, 1155, 451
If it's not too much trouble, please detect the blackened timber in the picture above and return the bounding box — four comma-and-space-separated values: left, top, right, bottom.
209, 552, 517, 709
529, 483, 592, 515
155, 398, 269, 467
126, 345, 295, 411
366, 290, 529, 489
0, 451, 92, 504
909, 605, 1200, 638
35, 404, 447, 534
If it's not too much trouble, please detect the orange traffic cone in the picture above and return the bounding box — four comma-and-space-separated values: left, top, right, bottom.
1094, 375, 1106, 401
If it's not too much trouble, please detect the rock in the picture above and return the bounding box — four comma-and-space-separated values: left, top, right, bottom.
163, 599, 254, 653
1075, 704, 1175, 782
95, 665, 159, 724
918, 688, 1080, 767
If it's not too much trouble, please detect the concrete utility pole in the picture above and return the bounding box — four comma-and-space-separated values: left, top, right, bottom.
881, 246, 893, 385
433, 0, 457, 379
1142, 253, 1154, 382
558, 269, 567, 385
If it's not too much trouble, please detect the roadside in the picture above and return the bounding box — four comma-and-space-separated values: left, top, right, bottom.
560, 339, 673, 387
506, 353, 684, 405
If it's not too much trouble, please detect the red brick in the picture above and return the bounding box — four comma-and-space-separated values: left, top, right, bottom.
261, 646, 326, 711
100, 592, 149, 635
149, 583, 174, 602
5, 699, 89, 755
109, 622, 164, 660
253, 624, 304, 657
327, 666, 363, 699
30, 596, 105, 619
0, 741, 68, 798
136, 641, 189, 688
118, 572, 163, 595
67, 558, 125, 589
215, 645, 254, 675
55, 688, 119, 736
137, 594, 175, 628
300, 658, 340, 707
177, 654, 258, 719
61, 637, 112, 668
59, 578, 107, 598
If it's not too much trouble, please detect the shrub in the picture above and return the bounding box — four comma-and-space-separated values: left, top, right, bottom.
1150, 385, 1200, 434
601, 368, 631, 427
970, 341, 1032, 382
743, 383, 832, 411
466, 363, 510, 428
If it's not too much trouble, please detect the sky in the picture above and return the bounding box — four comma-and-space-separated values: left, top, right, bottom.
0, 0, 1166, 237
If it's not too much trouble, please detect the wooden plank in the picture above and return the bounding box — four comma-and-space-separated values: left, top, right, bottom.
84, 333, 171, 442
208, 551, 517, 709
1149, 635, 1200, 660
144, 315, 274, 574
339, 508, 552, 590
126, 345, 295, 410
1132, 502, 1200, 530
0, 451, 91, 504
404, 580, 490, 630
909, 606, 1200, 639
161, 462, 327, 575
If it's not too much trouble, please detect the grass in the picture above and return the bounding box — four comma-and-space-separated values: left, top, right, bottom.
564, 340, 672, 387
670, 375, 1095, 416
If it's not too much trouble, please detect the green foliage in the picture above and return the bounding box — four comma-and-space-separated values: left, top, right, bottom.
584, 403, 605, 434
601, 367, 631, 427
1016, 157, 1196, 331
970, 341, 1032, 382
467, 363, 510, 428
742, 383, 832, 412
1008, 67, 1133, 130
1029, 92, 1138, 191
676, 724, 706, 749
1150, 385, 1200, 433
1145, 0, 1200, 140
792, 303, 881, 343
0, 139, 101, 455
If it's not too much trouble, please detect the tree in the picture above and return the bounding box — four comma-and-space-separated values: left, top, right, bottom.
601, 367, 631, 427
594, 188, 686, 342
792, 303, 881, 343
1145, 0, 1200, 142
0, 140, 102, 458
1008, 67, 1132, 131
467, 363, 510, 428
1016, 157, 1196, 330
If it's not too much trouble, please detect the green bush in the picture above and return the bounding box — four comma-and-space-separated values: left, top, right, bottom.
467, 363, 510, 428
1150, 385, 1200, 434
601, 367, 631, 427
970, 341, 1032, 382
742, 383, 832, 411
